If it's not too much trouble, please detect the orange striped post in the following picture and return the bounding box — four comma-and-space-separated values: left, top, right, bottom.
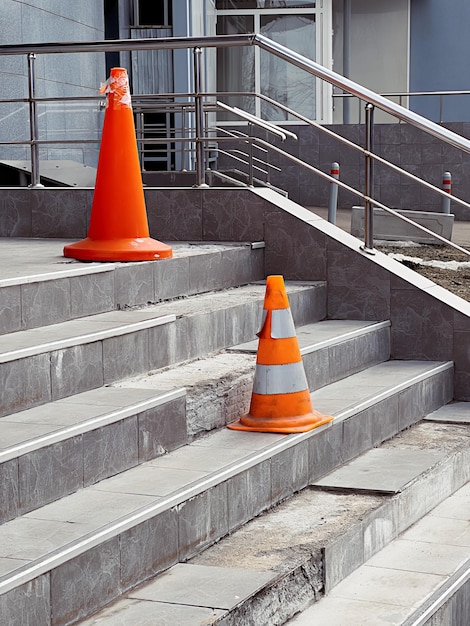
229, 275, 333, 434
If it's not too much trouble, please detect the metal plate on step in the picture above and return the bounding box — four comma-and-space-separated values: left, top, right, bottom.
312, 448, 445, 494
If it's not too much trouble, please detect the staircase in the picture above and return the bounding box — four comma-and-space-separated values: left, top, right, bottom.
0, 193, 469, 625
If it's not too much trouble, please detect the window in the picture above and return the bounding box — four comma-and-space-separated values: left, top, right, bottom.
216, 0, 331, 122
133, 0, 172, 27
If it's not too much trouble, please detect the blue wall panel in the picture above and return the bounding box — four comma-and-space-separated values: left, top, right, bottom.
410, 0, 470, 122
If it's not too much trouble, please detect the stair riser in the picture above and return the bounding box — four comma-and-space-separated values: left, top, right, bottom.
0, 247, 265, 336
0, 285, 325, 417
0, 368, 451, 625
304, 325, 391, 390
0, 396, 187, 524
309, 368, 454, 478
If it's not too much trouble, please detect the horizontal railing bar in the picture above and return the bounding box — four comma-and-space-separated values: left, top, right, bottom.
256, 136, 470, 257
254, 33, 470, 156
0, 34, 256, 56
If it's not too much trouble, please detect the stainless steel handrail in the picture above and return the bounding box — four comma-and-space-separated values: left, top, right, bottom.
1, 33, 470, 254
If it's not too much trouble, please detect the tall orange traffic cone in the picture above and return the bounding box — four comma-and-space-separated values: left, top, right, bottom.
229, 276, 333, 434
64, 67, 172, 262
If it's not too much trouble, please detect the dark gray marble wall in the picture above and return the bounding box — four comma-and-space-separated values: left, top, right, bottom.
216, 122, 470, 220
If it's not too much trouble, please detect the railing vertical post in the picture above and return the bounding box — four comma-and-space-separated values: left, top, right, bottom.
193, 47, 207, 187
328, 162, 340, 224
362, 102, 375, 253
27, 53, 42, 188
442, 171, 452, 214
248, 123, 254, 186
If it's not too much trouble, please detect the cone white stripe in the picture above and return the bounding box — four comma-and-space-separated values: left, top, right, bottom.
271, 309, 296, 338
253, 362, 308, 395
257, 309, 296, 339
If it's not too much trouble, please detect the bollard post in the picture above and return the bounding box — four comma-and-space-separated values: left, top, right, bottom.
442, 171, 451, 214
328, 162, 340, 224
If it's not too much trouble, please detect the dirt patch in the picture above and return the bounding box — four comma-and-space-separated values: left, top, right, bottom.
377, 243, 470, 301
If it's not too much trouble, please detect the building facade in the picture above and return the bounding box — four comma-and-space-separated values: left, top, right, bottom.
1, 0, 470, 171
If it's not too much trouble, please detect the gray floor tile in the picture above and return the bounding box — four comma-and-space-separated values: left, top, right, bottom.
129, 563, 272, 610
329, 564, 445, 609
366, 538, 470, 576
0, 422, 59, 450
231, 320, 382, 354
401, 515, 470, 547
91, 465, 208, 497
289, 596, 413, 625
149, 445, 252, 473
192, 428, 283, 452
0, 556, 29, 577
79, 598, 224, 625
425, 401, 470, 424
24, 489, 158, 527
313, 448, 445, 494
0, 517, 94, 560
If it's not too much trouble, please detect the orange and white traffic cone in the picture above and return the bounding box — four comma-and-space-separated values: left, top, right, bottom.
229, 275, 333, 434
64, 67, 172, 262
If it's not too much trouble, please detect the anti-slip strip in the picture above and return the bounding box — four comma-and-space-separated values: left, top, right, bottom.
0, 360, 453, 597
0, 388, 186, 464
0, 314, 176, 363
0, 262, 116, 288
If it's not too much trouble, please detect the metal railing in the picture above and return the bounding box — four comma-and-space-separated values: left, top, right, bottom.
334, 89, 470, 124
1, 33, 470, 256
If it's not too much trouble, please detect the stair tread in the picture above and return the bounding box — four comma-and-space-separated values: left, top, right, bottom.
0, 386, 184, 462
230, 319, 390, 354
76, 418, 470, 626
0, 240, 254, 287
0, 282, 321, 362
0, 359, 455, 597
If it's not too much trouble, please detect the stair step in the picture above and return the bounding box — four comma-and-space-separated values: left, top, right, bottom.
0, 318, 390, 520
0, 386, 187, 523
116, 319, 391, 436
77, 414, 470, 626
0, 360, 454, 624
0, 240, 265, 334
0, 281, 325, 416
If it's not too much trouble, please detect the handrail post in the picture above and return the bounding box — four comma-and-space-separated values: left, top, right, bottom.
193, 47, 207, 187
27, 53, 43, 188
362, 102, 375, 254
248, 122, 254, 186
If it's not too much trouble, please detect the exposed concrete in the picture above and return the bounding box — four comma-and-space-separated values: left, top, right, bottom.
186, 422, 470, 625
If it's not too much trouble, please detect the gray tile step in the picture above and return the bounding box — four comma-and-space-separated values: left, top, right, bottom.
0, 240, 265, 335
0, 386, 187, 524
0, 318, 389, 521
79, 416, 470, 626
0, 281, 325, 417
0, 359, 454, 624
116, 319, 391, 437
